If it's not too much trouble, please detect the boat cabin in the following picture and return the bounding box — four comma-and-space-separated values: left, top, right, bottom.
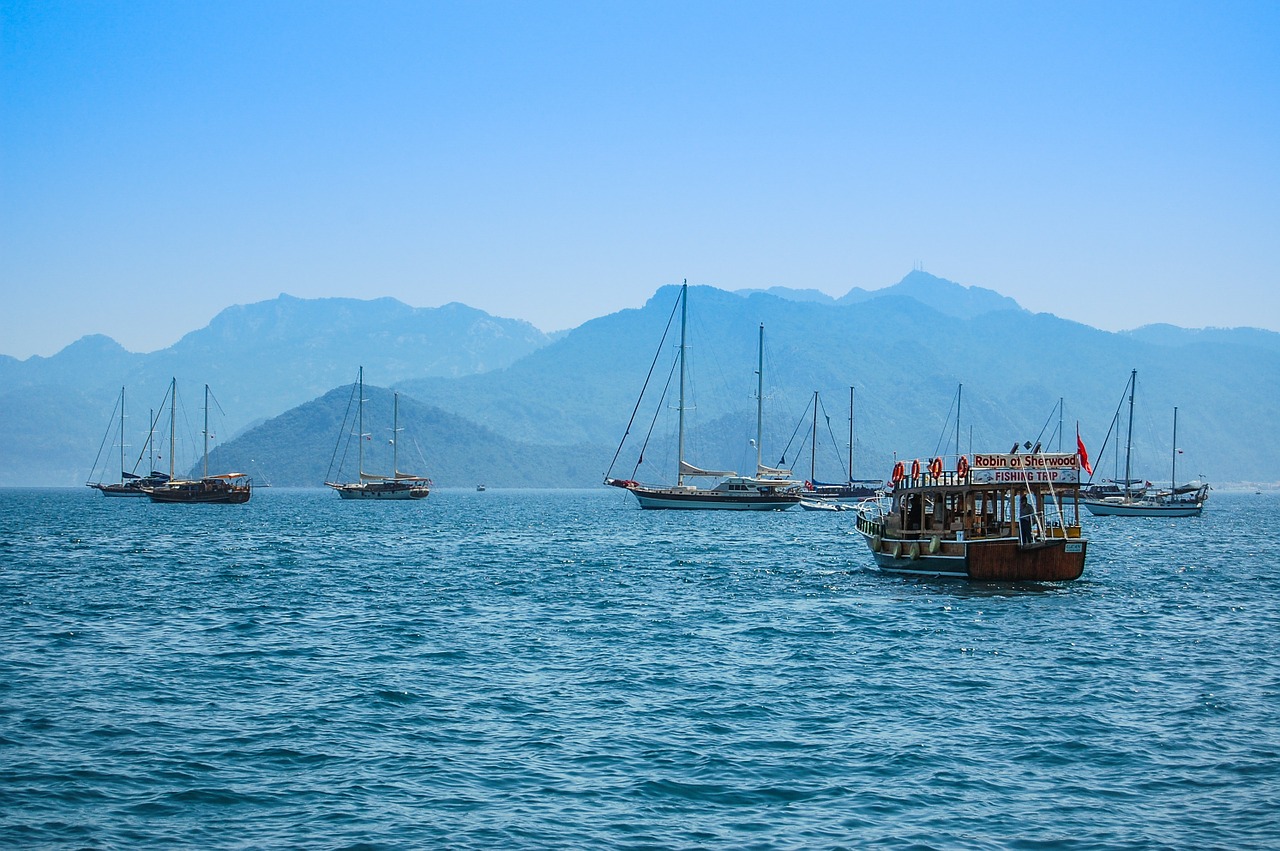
885, 453, 1084, 545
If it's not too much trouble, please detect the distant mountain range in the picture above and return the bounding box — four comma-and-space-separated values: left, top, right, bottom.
6, 271, 1279, 487
738, 270, 1022, 318
0, 294, 550, 425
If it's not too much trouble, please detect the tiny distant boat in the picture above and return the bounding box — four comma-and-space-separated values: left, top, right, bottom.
145, 379, 252, 504
855, 450, 1088, 581
1083, 370, 1207, 518
476, 484, 486, 492
605, 283, 800, 510
325, 368, 430, 500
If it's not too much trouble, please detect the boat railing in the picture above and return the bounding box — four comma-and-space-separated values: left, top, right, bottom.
898, 472, 967, 489
854, 496, 891, 535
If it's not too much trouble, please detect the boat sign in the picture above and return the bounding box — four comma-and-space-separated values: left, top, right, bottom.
970, 468, 1081, 485
972, 453, 1079, 469
969, 453, 1081, 484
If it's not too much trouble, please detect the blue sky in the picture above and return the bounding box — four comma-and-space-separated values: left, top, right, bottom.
2, 1, 1277, 358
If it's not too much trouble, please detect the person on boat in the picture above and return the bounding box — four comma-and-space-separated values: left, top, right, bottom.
904, 493, 921, 528
1018, 496, 1035, 546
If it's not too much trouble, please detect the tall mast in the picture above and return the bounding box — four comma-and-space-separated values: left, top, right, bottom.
955, 383, 962, 459
810, 390, 819, 483
1171, 406, 1178, 491
676, 283, 687, 487
756, 323, 764, 474
1124, 369, 1136, 497
168, 377, 176, 480
119, 386, 126, 483
148, 408, 155, 473
1058, 397, 1065, 453
357, 366, 365, 479
203, 384, 210, 479
848, 386, 855, 484
1110, 408, 1120, 481
393, 391, 400, 475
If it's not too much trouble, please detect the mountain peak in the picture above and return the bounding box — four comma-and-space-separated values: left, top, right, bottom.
836, 270, 1023, 320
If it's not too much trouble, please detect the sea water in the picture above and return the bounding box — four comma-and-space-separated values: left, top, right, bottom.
1, 488, 1277, 849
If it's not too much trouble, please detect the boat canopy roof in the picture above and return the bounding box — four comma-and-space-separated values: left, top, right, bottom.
679, 460, 737, 478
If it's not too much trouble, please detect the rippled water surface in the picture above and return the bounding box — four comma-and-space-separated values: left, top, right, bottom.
2, 488, 1278, 849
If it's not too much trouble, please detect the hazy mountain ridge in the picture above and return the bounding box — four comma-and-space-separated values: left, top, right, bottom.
735, 271, 1025, 320
0, 335, 143, 389
1122, 323, 1280, 353
733, 286, 839, 305
1, 292, 551, 429
5, 271, 1280, 487
166, 294, 550, 384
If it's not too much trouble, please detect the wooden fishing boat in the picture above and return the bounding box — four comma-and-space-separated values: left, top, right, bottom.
147, 472, 251, 504
145, 379, 252, 504
854, 450, 1087, 581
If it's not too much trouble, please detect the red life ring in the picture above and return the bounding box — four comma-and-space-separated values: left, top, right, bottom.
956, 456, 969, 477
891, 462, 905, 484
910, 459, 921, 478
929, 457, 943, 478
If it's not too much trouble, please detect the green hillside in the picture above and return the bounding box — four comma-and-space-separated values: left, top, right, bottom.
205, 384, 609, 488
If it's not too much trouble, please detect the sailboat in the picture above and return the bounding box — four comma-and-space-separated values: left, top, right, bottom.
325, 368, 431, 500
87, 386, 170, 496
800, 387, 881, 506
145, 379, 252, 504
1083, 370, 1207, 517
605, 283, 801, 509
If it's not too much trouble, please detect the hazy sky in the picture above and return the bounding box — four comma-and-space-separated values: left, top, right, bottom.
3, 1, 1277, 358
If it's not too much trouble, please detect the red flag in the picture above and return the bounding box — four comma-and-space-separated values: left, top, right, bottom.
1076, 426, 1093, 475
